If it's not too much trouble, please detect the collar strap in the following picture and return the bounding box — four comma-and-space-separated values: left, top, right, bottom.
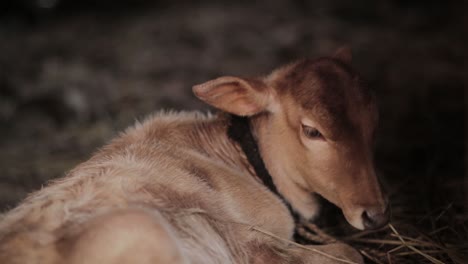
227, 114, 300, 223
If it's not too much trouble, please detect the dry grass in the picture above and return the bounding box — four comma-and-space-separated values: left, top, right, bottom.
296, 201, 468, 264
181, 196, 467, 264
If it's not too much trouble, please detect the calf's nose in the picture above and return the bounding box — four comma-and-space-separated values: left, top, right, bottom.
362, 206, 390, 230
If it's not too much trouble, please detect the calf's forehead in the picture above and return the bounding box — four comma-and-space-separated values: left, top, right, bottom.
272, 58, 377, 140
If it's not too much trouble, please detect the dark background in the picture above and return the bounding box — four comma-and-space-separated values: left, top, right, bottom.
0, 0, 466, 262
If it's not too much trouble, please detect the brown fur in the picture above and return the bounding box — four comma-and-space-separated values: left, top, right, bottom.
0, 50, 385, 263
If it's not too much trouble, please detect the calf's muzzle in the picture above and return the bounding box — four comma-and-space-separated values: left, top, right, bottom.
362, 205, 390, 230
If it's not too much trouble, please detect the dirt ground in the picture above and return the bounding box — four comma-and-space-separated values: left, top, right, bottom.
0, 0, 466, 262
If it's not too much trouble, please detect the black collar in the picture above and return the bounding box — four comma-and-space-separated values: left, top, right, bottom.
227, 114, 300, 223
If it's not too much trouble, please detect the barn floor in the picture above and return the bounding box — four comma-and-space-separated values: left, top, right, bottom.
0, 0, 466, 263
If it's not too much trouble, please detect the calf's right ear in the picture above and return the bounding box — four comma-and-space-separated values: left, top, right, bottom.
332, 46, 352, 64
193, 76, 272, 116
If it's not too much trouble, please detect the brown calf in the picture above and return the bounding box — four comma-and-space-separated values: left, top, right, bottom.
0, 48, 387, 263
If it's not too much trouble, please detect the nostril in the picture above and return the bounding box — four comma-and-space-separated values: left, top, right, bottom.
362, 207, 390, 230
362, 211, 373, 229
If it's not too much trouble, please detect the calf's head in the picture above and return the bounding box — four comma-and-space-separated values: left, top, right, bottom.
193, 48, 388, 230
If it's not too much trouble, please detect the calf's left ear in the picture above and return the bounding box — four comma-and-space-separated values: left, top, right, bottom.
193, 76, 272, 116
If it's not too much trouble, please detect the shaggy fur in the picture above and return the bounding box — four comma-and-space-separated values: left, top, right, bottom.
0, 51, 384, 263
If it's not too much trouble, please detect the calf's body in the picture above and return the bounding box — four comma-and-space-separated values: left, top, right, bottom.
0, 113, 360, 263
0, 51, 386, 263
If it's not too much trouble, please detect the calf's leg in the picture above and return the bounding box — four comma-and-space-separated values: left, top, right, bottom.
250, 241, 363, 264
299, 243, 364, 264
68, 208, 185, 264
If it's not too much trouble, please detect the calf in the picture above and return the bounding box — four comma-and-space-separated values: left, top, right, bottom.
0, 48, 388, 264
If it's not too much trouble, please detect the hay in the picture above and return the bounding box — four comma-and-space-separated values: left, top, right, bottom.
179, 202, 468, 263
295, 208, 468, 264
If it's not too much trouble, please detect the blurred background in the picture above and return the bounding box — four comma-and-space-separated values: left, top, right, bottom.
0, 0, 466, 262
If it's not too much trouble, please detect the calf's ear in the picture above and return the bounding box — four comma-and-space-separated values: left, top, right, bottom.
333, 46, 352, 64
193, 76, 272, 116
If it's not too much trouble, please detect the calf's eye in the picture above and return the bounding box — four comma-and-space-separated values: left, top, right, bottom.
302, 125, 324, 140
